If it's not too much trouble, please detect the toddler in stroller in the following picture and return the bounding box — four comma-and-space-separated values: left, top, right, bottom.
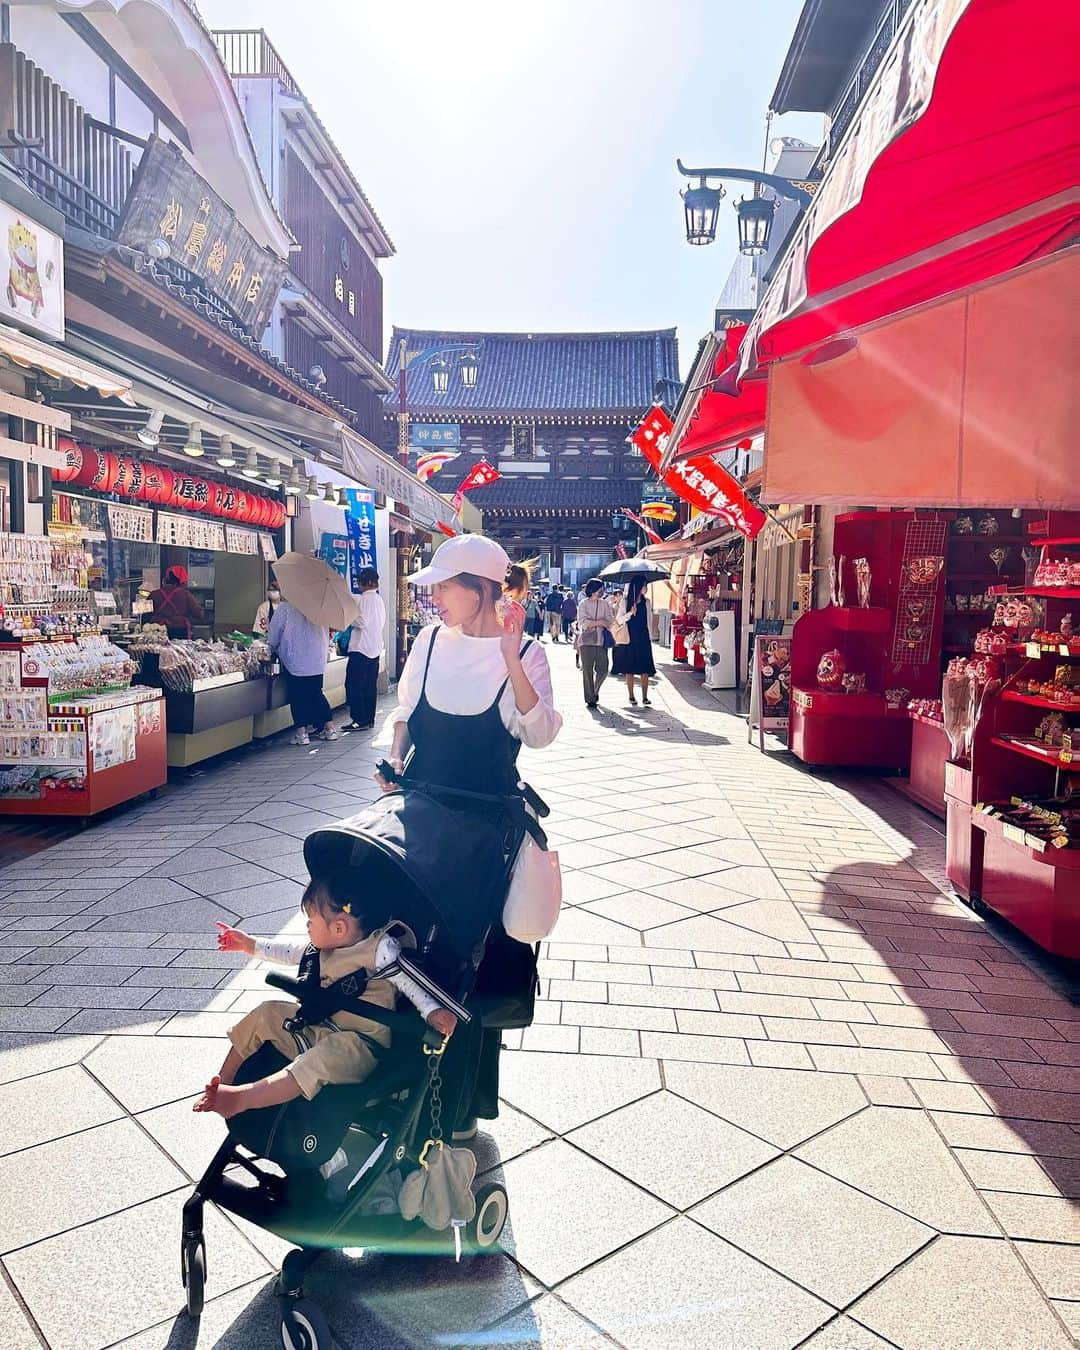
180, 782, 538, 1348
194, 870, 458, 1120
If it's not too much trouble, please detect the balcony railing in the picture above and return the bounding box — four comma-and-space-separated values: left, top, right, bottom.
811, 0, 918, 174
213, 29, 301, 98
0, 42, 142, 238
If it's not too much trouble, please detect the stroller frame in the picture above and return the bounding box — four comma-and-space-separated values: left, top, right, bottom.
180, 770, 547, 1346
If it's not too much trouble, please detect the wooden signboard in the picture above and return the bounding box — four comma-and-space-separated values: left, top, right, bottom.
117, 137, 287, 335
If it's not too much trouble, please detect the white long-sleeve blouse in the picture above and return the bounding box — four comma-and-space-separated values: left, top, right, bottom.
384, 623, 562, 750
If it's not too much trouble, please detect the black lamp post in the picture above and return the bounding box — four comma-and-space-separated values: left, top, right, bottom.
735, 195, 777, 256
681, 180, 725, 246
676, 160, 813, 254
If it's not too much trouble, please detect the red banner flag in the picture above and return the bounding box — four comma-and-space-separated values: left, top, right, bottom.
619, 506, 664, 545
458, 460, 500, 493
615, 542, 628, 559
631, 404, 767, 540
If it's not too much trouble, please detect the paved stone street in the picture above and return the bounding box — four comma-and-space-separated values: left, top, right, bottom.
0, 645, 1077, 1350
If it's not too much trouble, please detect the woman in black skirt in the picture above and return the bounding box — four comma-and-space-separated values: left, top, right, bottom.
611, 576, 656, 706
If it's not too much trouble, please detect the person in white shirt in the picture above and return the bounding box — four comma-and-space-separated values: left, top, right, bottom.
374, 533, 561, 1141
252, 582, 281, 637
344, 567, 386, 732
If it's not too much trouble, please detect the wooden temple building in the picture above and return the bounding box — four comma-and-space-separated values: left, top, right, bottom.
382, 328, 680, 586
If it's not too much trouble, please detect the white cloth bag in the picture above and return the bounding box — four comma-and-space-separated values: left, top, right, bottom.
502, 832, 562, 942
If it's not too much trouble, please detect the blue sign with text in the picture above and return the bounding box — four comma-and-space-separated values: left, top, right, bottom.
344, 488, 378, 593
410, 423, 460, 448
318, 533, 350, 579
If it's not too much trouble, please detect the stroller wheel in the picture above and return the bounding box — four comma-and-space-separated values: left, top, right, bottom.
468, 1183, 508, 1253
280, 1300, 330, 1350
181, 1236, 206, 1318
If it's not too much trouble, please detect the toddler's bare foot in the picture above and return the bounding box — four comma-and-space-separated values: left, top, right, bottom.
192, 1076, 245, 1119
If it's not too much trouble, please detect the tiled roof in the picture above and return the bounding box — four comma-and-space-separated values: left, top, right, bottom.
465, 477, 638, 510
385, 328, 678, 414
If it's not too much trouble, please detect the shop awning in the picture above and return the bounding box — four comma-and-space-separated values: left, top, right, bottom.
0, 324, 135, 404
641, 515, 744, 562
739, 0, 1080, 378
660, 326, 767, 472
762, 248, 1078, 509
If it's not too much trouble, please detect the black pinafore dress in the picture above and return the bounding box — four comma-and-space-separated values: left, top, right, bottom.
402, 624, 539, 1122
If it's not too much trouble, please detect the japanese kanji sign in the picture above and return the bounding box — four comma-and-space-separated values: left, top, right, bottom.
631, 404, 768, 541
117, 137, 288, 335
344, 488, 378, 592
410, 423, 461, 448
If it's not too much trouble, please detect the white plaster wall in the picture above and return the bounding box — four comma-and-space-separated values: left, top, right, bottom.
8, 8, 112, 121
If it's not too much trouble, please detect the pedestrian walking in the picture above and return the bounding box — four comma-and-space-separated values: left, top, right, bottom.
611, 576, 656, 706
343, 567, 386, 732
524, 593, 543, 639
561, 588, 578, 642
267, 599, 339, 745
376, 533, 561, 1137
576, 577, 614, 708
544, 586, 564, 642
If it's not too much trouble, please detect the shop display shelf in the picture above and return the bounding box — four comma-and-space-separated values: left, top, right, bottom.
908, 712, 946, 728
1000, 690, 1080, 712
1006, 641, 1080, 658
991, 735, 1076, 769
975, 806, 1080, 867
989, 585, 1080, 599
948, 534, 1028, 545
1034, 536, 1080, 548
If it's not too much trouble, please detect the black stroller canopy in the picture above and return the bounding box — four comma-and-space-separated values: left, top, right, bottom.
304, 790, 510, 961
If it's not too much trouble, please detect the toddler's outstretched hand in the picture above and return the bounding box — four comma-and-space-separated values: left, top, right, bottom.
426, 1008, 457, 1039
216, 920, 255, 956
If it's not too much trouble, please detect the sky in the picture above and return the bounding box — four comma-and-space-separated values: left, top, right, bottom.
200, 0, 821, 377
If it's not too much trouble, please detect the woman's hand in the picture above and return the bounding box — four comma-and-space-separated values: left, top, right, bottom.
216, 921, 255, 956
374, 756, 405, 793
499, 607, 526, 666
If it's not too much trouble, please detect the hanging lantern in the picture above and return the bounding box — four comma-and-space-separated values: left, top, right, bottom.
233, 489, 252, 523
681, 179, 724, 246
431, 356, 450, 394
51, 439, 83, 483
459, 351, 479, 389
269, 500, 287, 529
735, 195, 776, 256
139, 463, 173, 505
250, 494, 269, 528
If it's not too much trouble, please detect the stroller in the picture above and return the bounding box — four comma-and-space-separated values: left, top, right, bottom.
181, 768, 547, 1348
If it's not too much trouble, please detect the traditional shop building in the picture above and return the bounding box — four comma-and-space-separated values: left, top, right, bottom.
659, 0, 1080, 958
0, 0, 452, 811
382, 328, 679, 588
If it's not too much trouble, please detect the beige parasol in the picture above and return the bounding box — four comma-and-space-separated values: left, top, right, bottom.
273, 552, 358, 631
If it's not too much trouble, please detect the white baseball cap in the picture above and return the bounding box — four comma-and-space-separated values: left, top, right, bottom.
409, 534, 510, 587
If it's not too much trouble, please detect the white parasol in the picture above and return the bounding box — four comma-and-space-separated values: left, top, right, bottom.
273, 552, 358, 631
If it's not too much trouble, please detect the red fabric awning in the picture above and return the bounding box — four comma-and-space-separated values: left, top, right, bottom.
740, 0, 1080, 376
660, 325, 768, 469
762, 249, 1078, 509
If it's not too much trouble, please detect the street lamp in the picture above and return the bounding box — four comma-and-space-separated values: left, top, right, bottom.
681, 179, 725, 246
395, 339, 483, 466
735, 195, 777, 256
676, 160, 814, 253
430, 355, 450, 395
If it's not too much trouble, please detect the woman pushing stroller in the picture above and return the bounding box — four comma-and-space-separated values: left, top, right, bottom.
376, 534, 561, 1132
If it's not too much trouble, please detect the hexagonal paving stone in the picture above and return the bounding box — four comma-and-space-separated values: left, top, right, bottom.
496, 1139, 672, 1285
560, 1217, 831, 1350
795, 1107, 997, 1235
692, 1156, 933, 1306
568, 1089, 778, 1209
664, 1061, 867, 1149
498, 1050, 660, 1134
850, 1235, 1075, 1349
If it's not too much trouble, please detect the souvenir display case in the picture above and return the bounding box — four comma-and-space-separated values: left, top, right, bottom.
945, 518, 1080, 956
0, 634, 165, 817
789, 512, 944, 769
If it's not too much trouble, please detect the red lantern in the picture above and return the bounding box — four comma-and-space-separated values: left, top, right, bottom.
90, 451, 119, 494
113, 456, 144, 498
252, 495, 271, 528
233, 490, 251, 523
52, 438, 83, 484
214, 482, 240, 519
272, 501, 287, 529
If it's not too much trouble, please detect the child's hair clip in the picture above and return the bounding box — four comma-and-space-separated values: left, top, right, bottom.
340, 901, 352, 915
